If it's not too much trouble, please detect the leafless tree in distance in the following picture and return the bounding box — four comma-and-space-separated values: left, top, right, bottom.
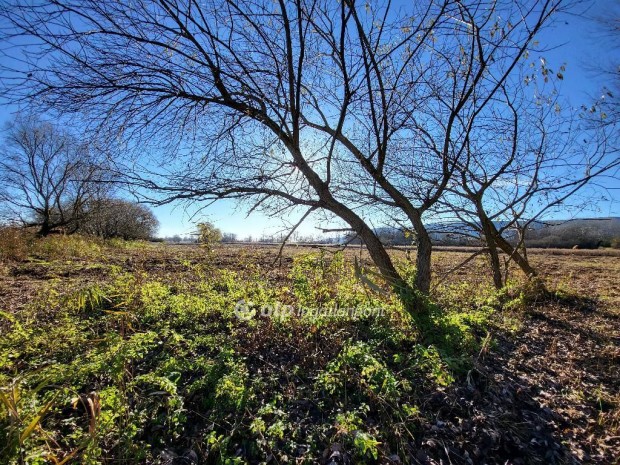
0, 115, 107, 236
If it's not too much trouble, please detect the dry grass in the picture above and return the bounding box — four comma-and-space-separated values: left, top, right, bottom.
1, 239, 618, 463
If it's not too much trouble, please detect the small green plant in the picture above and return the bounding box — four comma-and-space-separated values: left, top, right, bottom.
353, 431, 381, 461
196, 222, 222, 251
0, 235, 511, 464
214, 355, 250, 412
318, 341, 400, 400
31, 234, 104, 261
290, 251, 385, 314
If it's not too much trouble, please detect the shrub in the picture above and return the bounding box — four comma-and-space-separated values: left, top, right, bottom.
30, 234, 103, 260
78, 198, 159, 240
290, 251, 380, 311
317, 341, 401, 400
196, 221, 222, 250
0, 226, 32, 262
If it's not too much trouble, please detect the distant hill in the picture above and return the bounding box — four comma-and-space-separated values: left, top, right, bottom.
362, 217, 620, 249
524, 217, 620, 248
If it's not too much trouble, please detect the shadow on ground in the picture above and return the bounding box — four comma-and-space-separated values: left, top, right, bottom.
415, 293, 618, 465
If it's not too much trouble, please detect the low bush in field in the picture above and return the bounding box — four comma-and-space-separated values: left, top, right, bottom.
29, 234, 106, 261
0, 227, 33, 262
0, 229, 157, 264
0, 248, 507, 464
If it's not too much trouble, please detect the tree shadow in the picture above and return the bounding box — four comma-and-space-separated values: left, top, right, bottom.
411, 291, 619, 465
409, 333, 577, 464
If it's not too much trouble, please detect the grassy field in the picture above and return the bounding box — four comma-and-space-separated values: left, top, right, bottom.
0, 235, 618, 464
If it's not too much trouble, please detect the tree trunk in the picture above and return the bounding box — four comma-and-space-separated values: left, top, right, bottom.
326, 200, 424, 313
415, 230, 432, 294
477, 207, 504, 289
487, 243, 503, 289
411, 211, 432, 294
351, 222, 404, 287
38, 219, 51, 237
479, 219, 537, 279
494, 233, 537, 278
361, 228, 407, 288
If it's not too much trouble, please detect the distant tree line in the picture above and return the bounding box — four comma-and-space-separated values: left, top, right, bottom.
348, 220, 620, 249
195, 219, 620, 249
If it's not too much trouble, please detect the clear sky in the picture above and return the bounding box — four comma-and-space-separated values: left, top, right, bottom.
152, 0, 620, 238
1, 0, 618, 238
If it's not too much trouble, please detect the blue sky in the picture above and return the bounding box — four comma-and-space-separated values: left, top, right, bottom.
153, 1, 620, 238
1, 0, 618, 238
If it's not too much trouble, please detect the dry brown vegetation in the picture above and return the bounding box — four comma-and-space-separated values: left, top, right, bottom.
0, 238, 618, 464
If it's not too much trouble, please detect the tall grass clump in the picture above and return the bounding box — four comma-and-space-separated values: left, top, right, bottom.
0, 227, 33, 262
30, 234, 104, 261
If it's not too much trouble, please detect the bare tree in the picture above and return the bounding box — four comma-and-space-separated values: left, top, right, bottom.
584, 2, 619, 123
221, 232, 238, 243
78, 198, 159, 240
441, 81, 619, 288
0, 0, 569, 307
0, 115, 106, 236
